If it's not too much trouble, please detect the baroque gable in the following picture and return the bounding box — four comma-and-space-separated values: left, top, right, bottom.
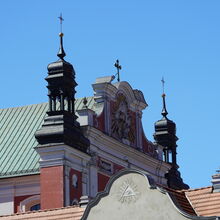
82, 169, 202, 220
91, 76, 159, 159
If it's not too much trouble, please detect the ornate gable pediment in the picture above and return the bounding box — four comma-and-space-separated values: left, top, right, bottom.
109, 82, 147, 147
82, 169, 201, 220
92, 78, 159, 158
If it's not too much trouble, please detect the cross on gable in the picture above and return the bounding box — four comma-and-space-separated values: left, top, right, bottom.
114, 59, 122, 82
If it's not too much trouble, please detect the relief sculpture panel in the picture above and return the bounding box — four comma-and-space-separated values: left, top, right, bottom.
111, 93, 135, 145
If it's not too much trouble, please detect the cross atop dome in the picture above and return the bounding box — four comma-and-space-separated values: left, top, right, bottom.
57, 13, 66, 60
161, 77, 168, 118
58, 13, 64, 33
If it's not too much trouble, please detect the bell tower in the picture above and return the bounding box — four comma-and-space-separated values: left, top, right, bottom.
154, 92, 178, 165
154, 79, 188, 189
35, 16, 90, 209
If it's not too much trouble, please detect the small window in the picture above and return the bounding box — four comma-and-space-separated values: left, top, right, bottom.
20, 195, 40, 212
30, 204, 40, 211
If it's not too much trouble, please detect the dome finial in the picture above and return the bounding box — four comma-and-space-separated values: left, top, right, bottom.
57, 13, 66, 60
161, 77, 168, 117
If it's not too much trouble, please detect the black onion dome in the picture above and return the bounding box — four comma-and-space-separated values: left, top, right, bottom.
154, 93, 178, 146
47, 59, 75, 76
45, 31, 78, 115
47, 32, 75, 77
154, 117, 176, 136
154, 93, 176, 136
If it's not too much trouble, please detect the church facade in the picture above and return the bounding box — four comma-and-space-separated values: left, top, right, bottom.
0, 31, 189, 217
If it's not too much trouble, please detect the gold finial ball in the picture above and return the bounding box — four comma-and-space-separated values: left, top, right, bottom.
59, 32, 64, 37
162, 93, 166, 97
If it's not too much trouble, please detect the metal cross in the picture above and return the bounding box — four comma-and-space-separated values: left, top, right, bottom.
58, 13, 64, 33
114, 59, 122, 82
161, 77, 165, 94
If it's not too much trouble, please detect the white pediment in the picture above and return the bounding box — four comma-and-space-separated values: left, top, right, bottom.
93, 78, 147, 111
82, 169, 217, 220
114, 81, 147, 111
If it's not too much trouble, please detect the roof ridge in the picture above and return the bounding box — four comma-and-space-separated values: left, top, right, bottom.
156, 184, 186, 193
0, 96, 95, 110
0, 102, 48, 110
184, 186, 212, 192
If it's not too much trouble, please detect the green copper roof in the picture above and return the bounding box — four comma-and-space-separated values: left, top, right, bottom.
0, 97, 94, 178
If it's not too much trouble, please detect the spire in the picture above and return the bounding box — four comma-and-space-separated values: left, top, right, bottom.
44, 13, 77, 115
57, 14, 66, 59
153, 78, 189, 190
34, 16, 90, 209
154, 77, 177, 164
161, 77, 168, 117
57, 32, 66, 59
35, 14, 89, 153
161, 93, 168, 117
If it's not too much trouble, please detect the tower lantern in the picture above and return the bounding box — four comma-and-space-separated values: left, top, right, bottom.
153, 78, 188, 190
35, 16, 90, 209
154, 78, 178, 165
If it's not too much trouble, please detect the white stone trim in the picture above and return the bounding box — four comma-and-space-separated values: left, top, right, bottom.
15, 183, 40, 197
136, 112, 142, 149
35, 144, 90, 169
20, 195, 40, 212
86, 126, 171, 185
113, 81, 147, 111
0, 185, 14, 215
82, 168, 89, 196
65, 166, 71, 206
0, 175, 40, 197
89, 166, 98, 198
76, 108, 95, 126
104, 98, 111, 134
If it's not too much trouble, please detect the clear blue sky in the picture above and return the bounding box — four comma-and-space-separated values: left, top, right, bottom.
1, 0, 220, 188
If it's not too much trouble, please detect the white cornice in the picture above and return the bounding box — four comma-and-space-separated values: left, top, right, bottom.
0, 175, 40, 186
35, 144, 91, 168
0, 175, 40, 197
113, 81, 148, 111
86, 126, 170, 176
93, 82, 117, 101
92, 80, 147, 112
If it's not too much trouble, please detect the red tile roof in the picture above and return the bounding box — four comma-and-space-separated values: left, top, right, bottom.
162, 186, 196, 216
165, 185, 220, 217
185, 186, 220, 217
2, 186, 220, 219
0, 206, 84, 220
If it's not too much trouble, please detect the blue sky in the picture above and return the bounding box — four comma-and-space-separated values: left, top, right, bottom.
1, 0, 220, 188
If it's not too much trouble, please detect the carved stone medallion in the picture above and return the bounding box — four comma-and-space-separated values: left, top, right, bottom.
117, 178, 140, 204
